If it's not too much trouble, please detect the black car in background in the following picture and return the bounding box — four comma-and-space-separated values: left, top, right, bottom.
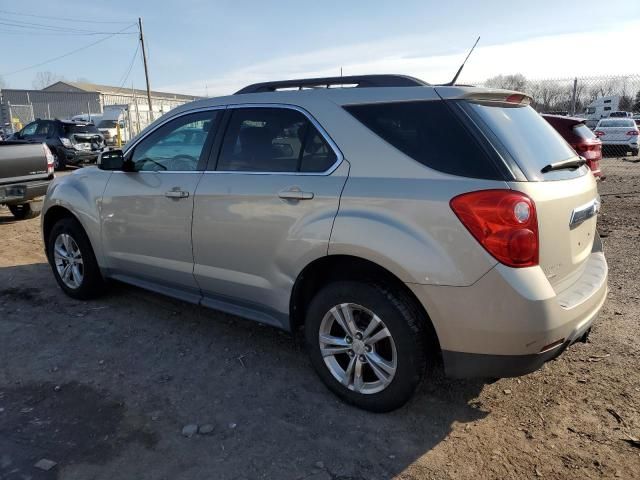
11, 119, 106, 170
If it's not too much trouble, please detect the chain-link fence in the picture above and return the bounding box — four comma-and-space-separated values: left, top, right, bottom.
7, 103, 35, 132
474, 74, 640, 127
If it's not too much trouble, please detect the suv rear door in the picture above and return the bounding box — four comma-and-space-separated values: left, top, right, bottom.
191, 105, 348, 326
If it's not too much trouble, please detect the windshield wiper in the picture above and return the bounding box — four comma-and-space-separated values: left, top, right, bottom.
541, 158, 586, 173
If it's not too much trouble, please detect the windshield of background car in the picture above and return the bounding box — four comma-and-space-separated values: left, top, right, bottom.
98, 120, 118, 128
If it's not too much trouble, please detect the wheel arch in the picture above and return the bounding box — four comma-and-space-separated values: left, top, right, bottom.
289, 254, 441, 354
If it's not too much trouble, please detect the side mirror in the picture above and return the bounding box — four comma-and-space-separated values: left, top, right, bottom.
98, 149, 134, 171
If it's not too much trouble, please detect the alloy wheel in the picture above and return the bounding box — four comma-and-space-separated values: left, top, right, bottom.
318, 303, 397, 394
53, 233, 84, 289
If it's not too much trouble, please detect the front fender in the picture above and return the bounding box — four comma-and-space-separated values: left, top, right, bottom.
42, 169, 112, 266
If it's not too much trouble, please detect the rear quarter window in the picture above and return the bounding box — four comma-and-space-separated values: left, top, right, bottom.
344, 101, 503, 180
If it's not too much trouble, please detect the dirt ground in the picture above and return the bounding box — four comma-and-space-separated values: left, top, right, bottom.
1, 157, 639, 480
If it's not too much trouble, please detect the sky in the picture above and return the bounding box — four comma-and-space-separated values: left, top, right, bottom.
1, 0, 639, 97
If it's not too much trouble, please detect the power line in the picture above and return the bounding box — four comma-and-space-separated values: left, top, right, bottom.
0, 18, 136, 33
0, 24, 135, 77
118, 40, 141, 90
0, 28, 137, 36
0, 9, 134, 25
0, 21, 137, 35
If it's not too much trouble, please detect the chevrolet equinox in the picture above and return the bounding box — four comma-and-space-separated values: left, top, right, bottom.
41, 75, 608, 412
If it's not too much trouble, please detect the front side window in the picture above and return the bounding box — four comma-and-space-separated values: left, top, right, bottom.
216, 107, 336, 173
21, 122, 38, 137
131, 111, 219, 171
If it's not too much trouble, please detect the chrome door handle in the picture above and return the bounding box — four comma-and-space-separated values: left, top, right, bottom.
278, 188, 314, 200
165, 190, 189, 199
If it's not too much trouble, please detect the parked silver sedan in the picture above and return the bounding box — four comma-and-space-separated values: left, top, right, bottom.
595, 118, 639, 156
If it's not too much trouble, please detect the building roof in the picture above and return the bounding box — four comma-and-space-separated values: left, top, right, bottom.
42, 81, 200, 101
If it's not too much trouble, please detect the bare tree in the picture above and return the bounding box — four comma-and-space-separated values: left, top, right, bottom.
32, 71, 64, 90
484, 74, 527, 92
633, 90, 640, 113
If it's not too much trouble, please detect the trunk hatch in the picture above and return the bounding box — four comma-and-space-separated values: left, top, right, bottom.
460, 98, 599, 290
509, 175, 598, 291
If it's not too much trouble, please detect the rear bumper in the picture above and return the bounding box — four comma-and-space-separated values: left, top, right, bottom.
601, 140, 638, 148
58, 147, 102, 165
0, 179, 50, 205
408, 236, 608, 378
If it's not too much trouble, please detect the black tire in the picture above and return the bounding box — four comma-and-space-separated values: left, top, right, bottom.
631, 148, 639, 157
47, 217, 104, 299
8, 202, 41, 220
305, 281, 428, 412
54, 153, 66, 171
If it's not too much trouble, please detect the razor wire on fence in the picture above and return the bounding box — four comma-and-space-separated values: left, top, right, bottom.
473, 74, 640, 126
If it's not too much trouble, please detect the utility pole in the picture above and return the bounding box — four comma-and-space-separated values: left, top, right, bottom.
138, 17, 153, 120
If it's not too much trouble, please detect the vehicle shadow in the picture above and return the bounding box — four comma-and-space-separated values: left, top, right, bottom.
0, 263, 488, 480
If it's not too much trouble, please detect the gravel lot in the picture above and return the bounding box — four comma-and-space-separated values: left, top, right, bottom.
1, 157, 639, 480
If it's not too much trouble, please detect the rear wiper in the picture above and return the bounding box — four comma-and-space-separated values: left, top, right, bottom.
541, 158, 586, 173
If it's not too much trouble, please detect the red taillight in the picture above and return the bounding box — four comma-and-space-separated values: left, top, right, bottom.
450, 190, 539, 268
574, 142, 602, 161
626, 130, 639, 136
505, 94, 526, 104
595, 131, 605, 137
43, 143, 55, 175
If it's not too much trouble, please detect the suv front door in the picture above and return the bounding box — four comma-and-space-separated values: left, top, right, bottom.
192, 106, 348, 326
100, 109, 221, 299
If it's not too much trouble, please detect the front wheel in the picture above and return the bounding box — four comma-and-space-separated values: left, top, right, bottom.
8, 202, 41, 220
631, 148, 639, 157
305, 281, 428, 412
47, 217, 104, 299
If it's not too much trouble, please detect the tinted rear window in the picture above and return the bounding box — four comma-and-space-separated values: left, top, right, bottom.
98, 120, 117, 128
573, 123, 597, 140
63, 123, 100, 134
465, 102, 579, 180
598, 119, 635, 128
344, 101, 502, 179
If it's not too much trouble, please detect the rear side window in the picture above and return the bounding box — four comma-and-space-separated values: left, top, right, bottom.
217, 107, 337, 173
344, 101, 502, 179
573, 123, 597, 140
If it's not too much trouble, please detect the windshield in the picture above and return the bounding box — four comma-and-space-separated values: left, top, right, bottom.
63, 123, 100, 134
464, 102, 580, 180
98, 120, 118, 128
598, 119, 635, 128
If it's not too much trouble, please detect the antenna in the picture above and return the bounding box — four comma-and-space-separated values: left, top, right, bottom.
445, 36, 480, 86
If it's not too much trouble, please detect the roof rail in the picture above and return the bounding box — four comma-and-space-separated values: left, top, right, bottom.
234, 74, 429, 94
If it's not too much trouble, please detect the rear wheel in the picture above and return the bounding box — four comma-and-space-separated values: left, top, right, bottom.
305, 281, 427, 412
54, 153, 66, 170
47, 217, 104, 299
8, 202, 41, 220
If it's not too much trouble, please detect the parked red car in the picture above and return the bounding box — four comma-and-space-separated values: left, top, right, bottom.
543, 115, 603, 179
